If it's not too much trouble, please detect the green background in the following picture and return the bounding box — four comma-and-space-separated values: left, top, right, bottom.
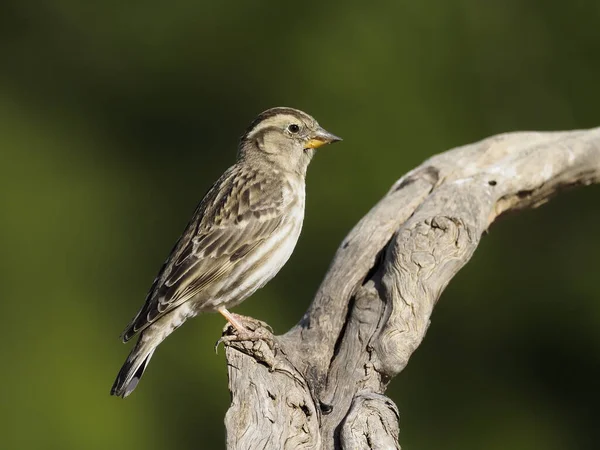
2, 1, 599, 449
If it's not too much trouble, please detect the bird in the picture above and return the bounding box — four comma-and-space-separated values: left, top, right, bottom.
110, 107, 341, 398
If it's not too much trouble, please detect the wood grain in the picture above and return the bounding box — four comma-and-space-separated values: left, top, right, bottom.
223, 127, 600, 449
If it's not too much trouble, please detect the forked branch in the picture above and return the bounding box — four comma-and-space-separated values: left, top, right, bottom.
223, 127, 600, 449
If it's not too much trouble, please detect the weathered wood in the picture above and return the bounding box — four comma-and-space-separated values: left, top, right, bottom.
223, 127, 600, 449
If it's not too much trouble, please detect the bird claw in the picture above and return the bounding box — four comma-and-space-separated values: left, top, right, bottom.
214, 314, 273, 353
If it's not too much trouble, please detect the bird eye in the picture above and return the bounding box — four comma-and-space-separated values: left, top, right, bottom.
288, 124, 300, 133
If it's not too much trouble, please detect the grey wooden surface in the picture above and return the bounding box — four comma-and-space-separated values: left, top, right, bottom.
223, 128, 600, 450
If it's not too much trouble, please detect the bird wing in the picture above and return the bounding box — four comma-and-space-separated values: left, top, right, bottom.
121, 164, 293, 341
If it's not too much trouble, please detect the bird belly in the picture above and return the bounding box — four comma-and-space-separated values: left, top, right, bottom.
201, 214, 303, 311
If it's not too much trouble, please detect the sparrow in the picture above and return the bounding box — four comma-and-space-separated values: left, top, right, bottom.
111, 107, 341, 397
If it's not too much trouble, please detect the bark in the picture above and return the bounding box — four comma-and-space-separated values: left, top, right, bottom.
222, 127, 600, 449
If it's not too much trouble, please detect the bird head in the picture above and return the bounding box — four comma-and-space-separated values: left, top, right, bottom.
239, 107, 342, 175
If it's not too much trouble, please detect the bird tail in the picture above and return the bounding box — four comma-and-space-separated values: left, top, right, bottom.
110, 334, 158, 398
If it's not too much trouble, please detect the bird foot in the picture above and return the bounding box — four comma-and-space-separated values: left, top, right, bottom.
215, 314, 273, 353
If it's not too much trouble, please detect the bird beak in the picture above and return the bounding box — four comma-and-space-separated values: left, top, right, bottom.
305, 127, 343, 149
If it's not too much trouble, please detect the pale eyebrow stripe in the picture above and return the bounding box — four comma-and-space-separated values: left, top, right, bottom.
244, 114, 303, 140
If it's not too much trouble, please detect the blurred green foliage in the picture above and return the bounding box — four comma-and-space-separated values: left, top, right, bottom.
1, 0, 599, 449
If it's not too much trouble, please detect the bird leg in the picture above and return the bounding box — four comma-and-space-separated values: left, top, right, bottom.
215, 307, 273, 352
218, 306, 250, 333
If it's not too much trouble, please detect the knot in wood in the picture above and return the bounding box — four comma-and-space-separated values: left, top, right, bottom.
340, 393, 400, 450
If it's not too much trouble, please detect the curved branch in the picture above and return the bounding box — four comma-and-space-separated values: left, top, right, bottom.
223, 127, 600, 449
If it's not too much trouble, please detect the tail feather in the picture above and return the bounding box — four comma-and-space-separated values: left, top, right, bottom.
111, 304, 191, 398
111, 340, 156, 398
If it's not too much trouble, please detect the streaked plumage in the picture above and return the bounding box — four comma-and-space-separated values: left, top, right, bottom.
111, 107, 341, 397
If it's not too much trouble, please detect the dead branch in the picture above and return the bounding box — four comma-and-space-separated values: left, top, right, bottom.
223, 127, 600, 449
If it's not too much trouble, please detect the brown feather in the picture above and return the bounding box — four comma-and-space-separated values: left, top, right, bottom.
121, 163, 292, 341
